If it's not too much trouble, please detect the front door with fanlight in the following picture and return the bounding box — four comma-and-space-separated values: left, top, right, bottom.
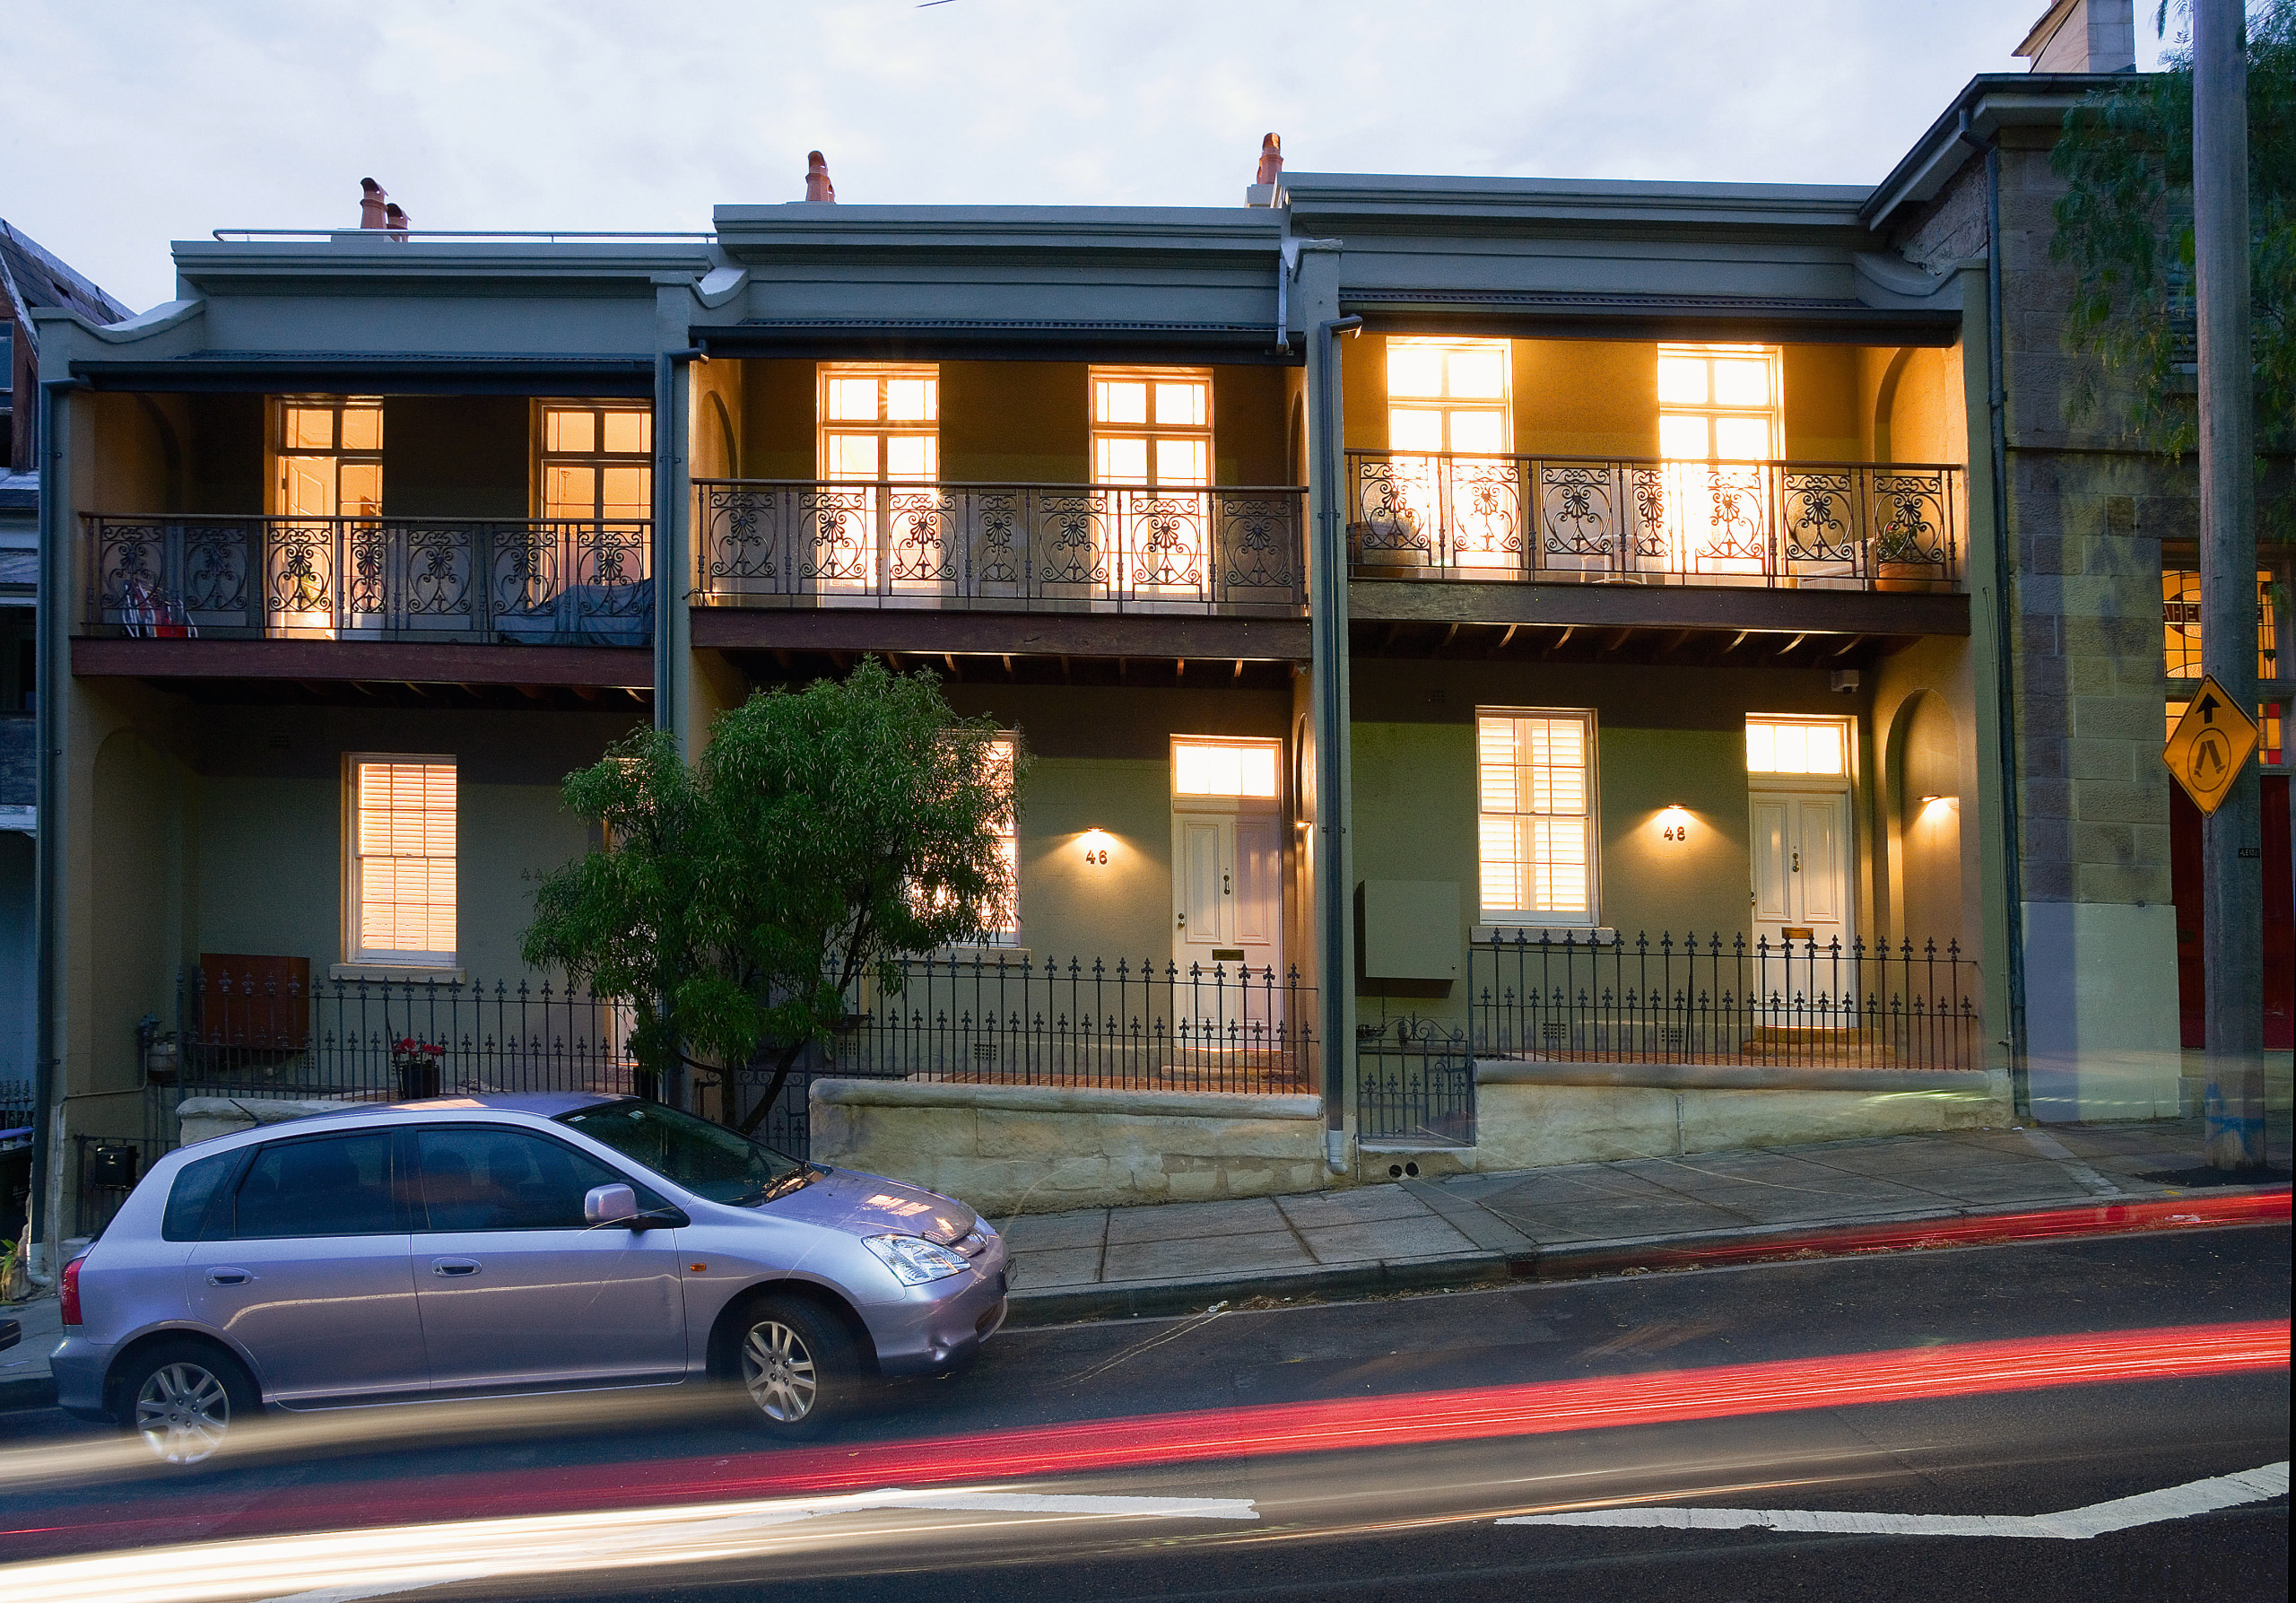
1749, 789, 1852, 950
1168, 737, 1284, 989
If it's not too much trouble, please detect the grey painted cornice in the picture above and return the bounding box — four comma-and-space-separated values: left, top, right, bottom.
712, 204, 1283, 261
1860, 71, 2150, 231
171, 238, 718, 293
1283, 172, 1875, 237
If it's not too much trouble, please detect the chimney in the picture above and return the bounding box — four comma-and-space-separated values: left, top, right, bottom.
804, 151, 836, 204
2013, 0, 2136, 73
383, 202, 411, 243
359, 179, 388, 231
1246, 132, 1283, 208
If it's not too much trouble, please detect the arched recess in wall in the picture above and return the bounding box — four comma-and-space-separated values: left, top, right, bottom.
1870, 346, 1914, 465
90, 727, 188, 1093
1886, 689, 1964, 952
706, 392, 738, 479
1286, 393, 1307, 487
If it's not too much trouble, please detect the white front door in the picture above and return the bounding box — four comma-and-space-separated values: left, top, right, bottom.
1749, 788, 1853, 949
1171, 808, 1283, 978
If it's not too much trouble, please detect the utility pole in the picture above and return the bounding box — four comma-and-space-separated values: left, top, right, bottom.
2195, 0, 2265, 1172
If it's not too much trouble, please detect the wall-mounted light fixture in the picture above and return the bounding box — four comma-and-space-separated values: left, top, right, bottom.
1918, 794, 1959, 808
1658, 805, 1693, 843
1079, 828, 1113, 866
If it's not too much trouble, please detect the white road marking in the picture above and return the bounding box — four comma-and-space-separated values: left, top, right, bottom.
0, 1488, 1259, 1603
1499, 1460, 2288, 1539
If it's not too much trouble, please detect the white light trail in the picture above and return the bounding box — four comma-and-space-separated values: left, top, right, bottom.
1498, 1460, 2290, 1539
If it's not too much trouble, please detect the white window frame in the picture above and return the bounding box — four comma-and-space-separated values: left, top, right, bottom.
1475, 708, 1598, 928
1091, 367, 1213, 489
535, 400, 654, 523
344, 754, 458, 969
1657, 344, 1783, 463
1744, 714, 1857, 783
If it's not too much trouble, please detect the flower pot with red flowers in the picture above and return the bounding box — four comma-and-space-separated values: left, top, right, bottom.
393, 1039, 446, 1101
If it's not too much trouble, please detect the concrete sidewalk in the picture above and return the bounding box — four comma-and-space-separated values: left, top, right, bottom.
1000, 1118, 2290, 1321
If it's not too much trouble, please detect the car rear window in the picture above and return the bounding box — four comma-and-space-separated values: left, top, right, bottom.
161, 1149, 243, 1242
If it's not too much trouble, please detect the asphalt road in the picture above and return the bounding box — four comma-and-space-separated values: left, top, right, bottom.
1, 1224, 2287, 1603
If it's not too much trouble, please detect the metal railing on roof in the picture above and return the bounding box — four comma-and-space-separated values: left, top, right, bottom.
209, 229, 717, 244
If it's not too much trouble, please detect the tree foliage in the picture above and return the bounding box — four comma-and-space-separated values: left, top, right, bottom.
2049, 0, 2295, 479
522, 659, 1022, 1132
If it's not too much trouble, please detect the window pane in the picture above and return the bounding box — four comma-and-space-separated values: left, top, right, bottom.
549, 408, 596, 455
887, 378, 935, 422
234, 1134, 397, 1239
600, 466, 650, 519
828, 379, 880, 422
356, 761, 457, 957
163, 1150, 242, 1241
885, 434, 936, 480
361, 858, 457, 954
338, 405, 383, 451
826, 433, 880, 479
601, 410, 648, 453
1712, 359, 1771, 406
1386, 344, 1445, 398
1658, 414, 1712, 459
417, 1128, 622, 1233
1447, 348, 1506, 399
1173, 741, 1278, 797
1389, 409, 1445, 450
1155, 437, 1208, 486
1095, 379, 1149, 424
338, 462, 382, 517
1153, 380, 1207, 427
544, 464, 596, 520
1477, 712, 1594, 919
1714, 417, 1771, 459
1657, 358, 1709, 405
1746, 719, 1846, 776
286, 407, 336, 450
1448, 410, 1506, 454
1098, 436, 1149, 484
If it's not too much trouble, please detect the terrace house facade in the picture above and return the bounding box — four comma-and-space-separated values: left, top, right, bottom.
36, 42, 2257, 1237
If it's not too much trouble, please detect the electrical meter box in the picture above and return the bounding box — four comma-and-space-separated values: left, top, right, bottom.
1359, 879, 1462, 980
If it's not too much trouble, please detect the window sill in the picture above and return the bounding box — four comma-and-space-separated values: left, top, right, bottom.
331, 963, 467, 985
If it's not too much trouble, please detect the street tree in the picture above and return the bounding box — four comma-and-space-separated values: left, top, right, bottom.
523, 659, 1022, 1134
2049, 0, 2294, 517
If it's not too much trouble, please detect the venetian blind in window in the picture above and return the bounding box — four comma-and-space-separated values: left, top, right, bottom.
1476, 711, 1595, 924
352, 759, 457, 964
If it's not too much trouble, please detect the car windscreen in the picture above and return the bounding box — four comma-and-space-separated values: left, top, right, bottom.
557, 1100, 813, 1207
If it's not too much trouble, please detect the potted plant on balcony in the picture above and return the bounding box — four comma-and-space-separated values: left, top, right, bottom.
392, 1038, 446, 1101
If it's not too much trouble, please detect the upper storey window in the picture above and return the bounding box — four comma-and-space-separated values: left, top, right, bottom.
274, 398, 383, 518
821, 364, 939, 483
540, 403, 652, 522
1092, 369, 1213, 486
1657, 344, 1780, 462
1387, 339, 1509, 456
2162, 568, 2282, 683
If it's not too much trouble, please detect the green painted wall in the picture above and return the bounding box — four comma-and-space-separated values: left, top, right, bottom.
90, 727, 191, 1092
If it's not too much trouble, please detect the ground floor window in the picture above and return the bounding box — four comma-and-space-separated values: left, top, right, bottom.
1475, 710, 1596, 926
347, 756, 457, 966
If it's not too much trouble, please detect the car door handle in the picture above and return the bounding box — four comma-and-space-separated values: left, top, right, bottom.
430, 1259, 482, 1277
204, 1268, 253, 1286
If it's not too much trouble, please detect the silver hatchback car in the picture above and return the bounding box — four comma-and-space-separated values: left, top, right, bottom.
53, 1093, 1007, 1462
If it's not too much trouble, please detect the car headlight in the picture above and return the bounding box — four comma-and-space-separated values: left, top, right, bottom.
864, 1233, 968, 1285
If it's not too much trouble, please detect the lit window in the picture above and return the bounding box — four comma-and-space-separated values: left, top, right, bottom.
984, 733, 1020, 942
1746, 717, 1850, 777
1657, 344, 1780, 462
819, 363, 939, 483
1172, 737, 1281, 798
349, 758, 457, 966
1376, 338, 1515, 569
540, 403, 652, 523
2161, 569, 2279, 682
1092, 368, 1212, 487
274, 397, 383, 518
1476, 711, 1595, 924
1387, 339, 1509, 455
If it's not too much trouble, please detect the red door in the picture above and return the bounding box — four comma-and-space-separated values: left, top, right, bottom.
2170, 772, 2293, 1049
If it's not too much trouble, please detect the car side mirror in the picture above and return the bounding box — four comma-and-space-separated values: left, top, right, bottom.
584, 1182, 639, 1227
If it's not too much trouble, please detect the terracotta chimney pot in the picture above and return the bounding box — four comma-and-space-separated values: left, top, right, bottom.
805, 151, 837, 204
1256, 133, 1283, 188
383, 202, 411, 243
360, 179, 388, 231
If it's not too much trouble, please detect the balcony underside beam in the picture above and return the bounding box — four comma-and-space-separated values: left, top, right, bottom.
1350, 578, 1968, 639
71, 637, 655, 689
1350, 616, 1926, 669
690, 605, 1310, 664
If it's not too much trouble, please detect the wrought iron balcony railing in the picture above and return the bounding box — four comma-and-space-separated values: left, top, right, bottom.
82, 514, 654, 645
695, 480, 1307, 614
1348, 452, 1964, 592
1468, 930, 1982, 1071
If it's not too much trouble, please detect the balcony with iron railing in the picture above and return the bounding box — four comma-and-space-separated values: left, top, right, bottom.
694, 480, 1307, 616
79, 514, 654, 645
1348, 452, 1965, 593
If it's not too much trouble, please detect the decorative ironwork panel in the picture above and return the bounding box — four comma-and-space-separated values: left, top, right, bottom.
1215, 491, 1303, 595
1535, 462, 1622, 569
1034, 491, 1110, 589
1780, 470, 1861, 568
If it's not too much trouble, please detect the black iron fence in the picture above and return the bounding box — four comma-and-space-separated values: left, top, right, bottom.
695, 480, 1306, 614
1355, 1017, 1476, 1147
816, 954, 1317, 1093
82, 514, 653, 644
169, 967, 643, 1102
1469, 931, 1983, 1070
1348, 452, 1963, 592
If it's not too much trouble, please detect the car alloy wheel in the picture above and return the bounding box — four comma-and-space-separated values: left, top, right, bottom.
134, 1359, 233, 1464
740, 1319, 819, 1423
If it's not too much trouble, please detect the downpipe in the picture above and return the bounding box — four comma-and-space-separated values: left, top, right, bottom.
1312, 312, 1361, 1172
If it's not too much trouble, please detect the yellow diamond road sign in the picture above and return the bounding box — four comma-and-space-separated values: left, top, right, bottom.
2163, 675, 2260, 815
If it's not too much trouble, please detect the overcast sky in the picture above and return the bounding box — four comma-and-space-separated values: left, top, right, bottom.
6, 0, 2182, 315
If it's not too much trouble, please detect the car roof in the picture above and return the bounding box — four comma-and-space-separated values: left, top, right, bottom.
240, 1090, 629, 1132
